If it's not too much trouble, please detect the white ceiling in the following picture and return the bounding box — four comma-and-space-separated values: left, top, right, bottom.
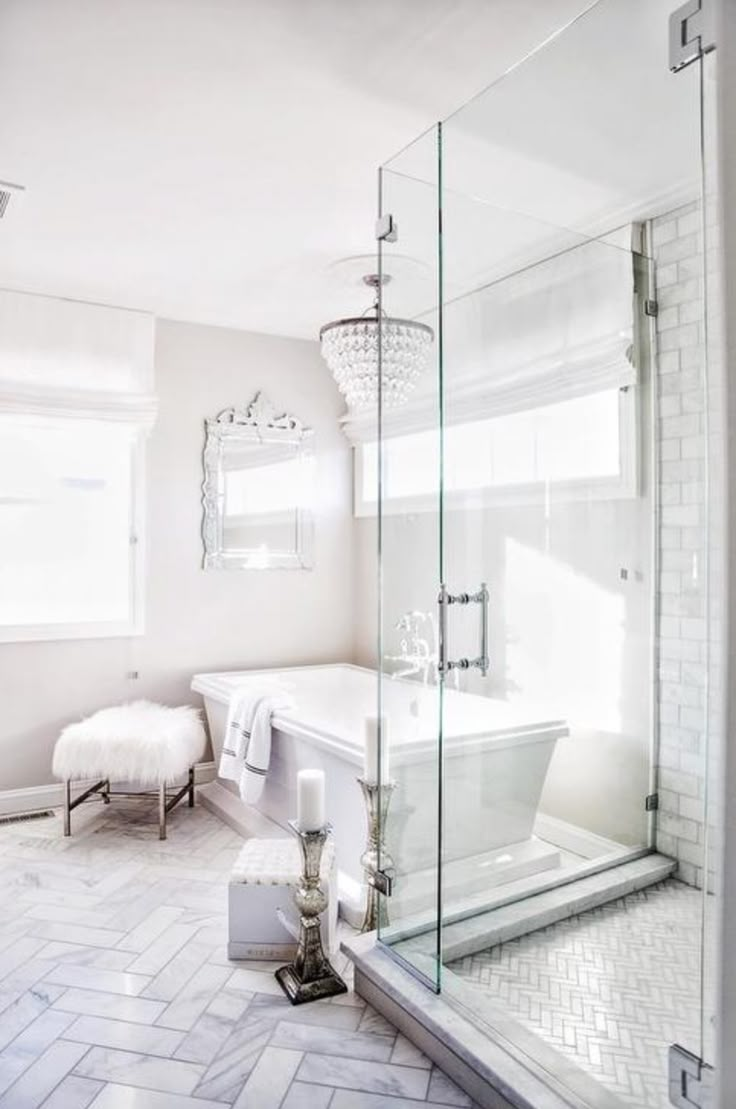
0, 0, 700, 341
0, 0, 603, 339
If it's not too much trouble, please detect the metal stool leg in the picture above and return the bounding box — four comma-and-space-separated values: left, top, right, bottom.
188, 766, 195, 808
63, 780, 71, 837
103, 779, 111, 804
159, 783, 166, 841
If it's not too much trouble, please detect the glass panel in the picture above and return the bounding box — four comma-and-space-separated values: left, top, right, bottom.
376, 124, 443, 991
435, 2, 711, 1105
440, 229, 649, 875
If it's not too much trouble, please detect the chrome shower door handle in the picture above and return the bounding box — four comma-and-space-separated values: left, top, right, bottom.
478, 581, 489, 678
438, 583, 449, 676
437, 582, 490, 677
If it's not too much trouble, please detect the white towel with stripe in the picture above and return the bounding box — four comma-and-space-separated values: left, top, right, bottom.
219, 688, 292, 804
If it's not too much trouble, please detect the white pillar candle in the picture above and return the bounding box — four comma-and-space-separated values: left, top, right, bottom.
297, 769, 325, 832
364, 716, 389, 783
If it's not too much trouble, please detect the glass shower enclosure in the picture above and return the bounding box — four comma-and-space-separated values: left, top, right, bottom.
373, 1, 722, 1105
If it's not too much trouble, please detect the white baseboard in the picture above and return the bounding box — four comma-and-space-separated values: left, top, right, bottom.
0, 762, 217, 817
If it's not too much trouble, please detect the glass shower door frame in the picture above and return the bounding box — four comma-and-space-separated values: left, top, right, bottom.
376, 122, 445, 993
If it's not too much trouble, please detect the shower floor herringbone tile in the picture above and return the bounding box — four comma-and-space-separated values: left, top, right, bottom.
0, 798, 478, 1109
448, 879, 704, 1109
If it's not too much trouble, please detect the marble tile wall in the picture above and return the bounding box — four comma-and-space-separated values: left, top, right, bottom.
651, 203, 712, 889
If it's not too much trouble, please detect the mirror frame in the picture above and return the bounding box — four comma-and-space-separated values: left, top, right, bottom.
201, 391, 314, 570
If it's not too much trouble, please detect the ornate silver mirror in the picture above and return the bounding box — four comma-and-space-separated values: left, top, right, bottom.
201, 392, 314, 570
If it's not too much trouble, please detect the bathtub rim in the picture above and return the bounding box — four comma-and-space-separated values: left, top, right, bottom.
191, 662, 569, 766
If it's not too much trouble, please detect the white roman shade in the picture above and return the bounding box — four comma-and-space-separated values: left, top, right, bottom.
342, 236, 636, 444
0, 290, 157, 428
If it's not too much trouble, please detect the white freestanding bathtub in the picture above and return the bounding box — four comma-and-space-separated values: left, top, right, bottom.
191, 664, 568, 922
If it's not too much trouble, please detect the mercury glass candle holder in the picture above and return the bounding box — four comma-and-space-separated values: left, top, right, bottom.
275, 820, 347, 1005
358, 777, 397, 933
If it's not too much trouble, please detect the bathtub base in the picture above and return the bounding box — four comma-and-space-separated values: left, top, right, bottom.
198, 779, 572, 929
198, 780, 288, 842
390, 837, 562, 927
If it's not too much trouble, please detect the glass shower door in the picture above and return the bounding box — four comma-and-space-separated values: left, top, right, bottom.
375, 124, 444, 991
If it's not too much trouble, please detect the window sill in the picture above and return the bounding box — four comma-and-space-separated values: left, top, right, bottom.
355, 473, 638, 518
0, 620, 144, 644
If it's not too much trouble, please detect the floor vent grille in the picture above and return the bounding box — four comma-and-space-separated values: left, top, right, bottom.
0, 809, 54, 827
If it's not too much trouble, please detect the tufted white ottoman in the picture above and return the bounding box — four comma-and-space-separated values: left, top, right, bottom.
228, 837, 338, 960
53, 701, 206, 840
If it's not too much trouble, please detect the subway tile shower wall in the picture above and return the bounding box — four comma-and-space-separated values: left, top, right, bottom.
652, 202, 710, 889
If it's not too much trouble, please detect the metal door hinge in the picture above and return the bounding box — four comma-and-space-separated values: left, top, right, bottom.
646, 792, 659, 812
669, 0, 715, 73
645, 299, 659, 317
369, 868, 393, 897
669, 1044, 714, 1108
376, 213, 398, 243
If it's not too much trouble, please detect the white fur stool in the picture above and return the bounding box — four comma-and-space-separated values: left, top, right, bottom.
228, 837, 338, 960
53, 701, 206, 840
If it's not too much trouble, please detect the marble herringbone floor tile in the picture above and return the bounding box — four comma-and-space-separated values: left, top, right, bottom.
0, 801, 478, 1108
448, 879, 703, 1109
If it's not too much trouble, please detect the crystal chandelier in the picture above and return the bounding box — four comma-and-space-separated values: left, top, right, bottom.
319, 274, 433, 412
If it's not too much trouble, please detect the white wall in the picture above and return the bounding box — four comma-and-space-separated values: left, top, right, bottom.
0, 318, 354, 793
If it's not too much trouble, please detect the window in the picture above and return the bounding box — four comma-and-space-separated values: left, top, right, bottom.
355, 387, 637, 515
0, 417, 143, 641
0, 289, 155, 642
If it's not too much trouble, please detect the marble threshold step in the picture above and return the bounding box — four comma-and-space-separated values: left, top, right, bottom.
396, 851, 677, 965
